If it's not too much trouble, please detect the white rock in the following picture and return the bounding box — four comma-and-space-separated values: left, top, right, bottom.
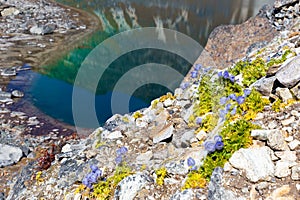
274, 161, 291, 178
274, 151, 296, 162
114, 174, 149, 200
0, 144, 23, 167
152, 124, 174, 144
291, 164, 300, 180
288, 140, 300, 150
102, 130, 123, 140
281, 116, 295, 126
229, 147, 274, 182
276, 88, 293, 102
276, 56, 300, 88
136, 151, 153, 164
61, 144, 72, 153
163, 98, 174, 107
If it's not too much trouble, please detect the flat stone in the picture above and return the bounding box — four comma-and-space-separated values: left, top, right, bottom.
1, 68, 16, 76
61, 144, 72, 153
276, 88, 294, 102
274, 161, 291, 178
276, 56, 300, 88
288, 140, 300, 150
163, 98, 174, 107
229, 147, 274, 182
1, 7, 20, 16
152, 124, 174, 144
114, 174, 150, 200
102, 130, 123, 140
281, 116, 295, 126
274, 151, 297, 161
291, 164, 300, 180
251, 76, 276, 96
0, 144, 23, 167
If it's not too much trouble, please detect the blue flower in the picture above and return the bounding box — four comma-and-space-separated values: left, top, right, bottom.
229, 75, 235, 83
218, 71, 223, 77
196, 117, 202, 125
180, 82, 190, 90
204, 141, 216, 153
89, 173, 98, 183
95, 169, 102, 178
237, 96, 245, 105
187, 157, 196, 167
191, 71, 198, 78
194, 64, 202, 71
228, 93, 237, 101
220, 97, 228, 105
115, 155, 122, 164
266, 56, 271, 62
231, 106, 237, 115
117, 146, 128, 156
82, 177, 89, 187
219, 109, 227, 119
225, 103, 232, 111
243, 89, 251, 97
90, 165, 98, 173
223, 71, 230, 79
215, 141, 224, 150
214, 135, 223, 142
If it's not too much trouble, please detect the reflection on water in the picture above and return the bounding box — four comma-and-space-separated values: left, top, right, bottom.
19, 0, 275, 127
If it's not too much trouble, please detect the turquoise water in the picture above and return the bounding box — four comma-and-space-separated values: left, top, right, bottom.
11, 0, 274, 128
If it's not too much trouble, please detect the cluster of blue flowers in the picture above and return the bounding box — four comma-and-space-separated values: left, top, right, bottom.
187, 157, 197, 170
82, 165, 102, 189
195, 117, 202, 125
204, 135, 224, 154
115, 146, 128, 165
218, 70, 235, 83
219, 88, 251, 119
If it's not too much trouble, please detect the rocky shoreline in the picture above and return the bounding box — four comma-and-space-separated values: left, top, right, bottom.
1, 0, 300, 200
0, 0, 100, 198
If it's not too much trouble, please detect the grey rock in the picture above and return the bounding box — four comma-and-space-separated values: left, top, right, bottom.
0, 91, 11, 98
251, 76, 276, 96
114, 174, 150, 200
291, 164, 300, 180
275, 88, 293, 102
172, 130, 195, 148
208, 167, 241, 200
276, 56, 300, 88
281, 116, 295, 126
266, 129, 289, 150
170, 189, 194, 200
274, 0, 299, 8
1, 68, 16, 76
291, 82, 300, 99
30, 24, 56, 35
101, 130, 123, 140
165, 161, 188, 175
229, 147, 275, 182
1, 7, 20, 16
0, 144, 23, 167
274, 161, 291, 178
11, 90, 24, 98
288, 139, 300, 150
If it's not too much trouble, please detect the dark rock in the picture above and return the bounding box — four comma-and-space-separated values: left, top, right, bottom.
6, 161, 35, 200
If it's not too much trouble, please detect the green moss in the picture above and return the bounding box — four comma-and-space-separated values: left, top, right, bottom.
194, 75, 213, 116
272, 99, 282, 112
122, 116, 129, 123
159, 92, 175, 102
195, 113, 218, 133
155, 167, 168, 186
91, 165, 133, 200
151, 99, 159, 109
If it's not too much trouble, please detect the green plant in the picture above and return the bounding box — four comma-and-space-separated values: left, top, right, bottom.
182, 171, 207, 190
133, 111, 143, 119
91, 165, 133, 199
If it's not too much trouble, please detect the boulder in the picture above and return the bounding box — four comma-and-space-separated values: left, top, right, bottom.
275, 56, 300, 88
30, 24, 56, 35
0, 144, 23, 167
251, 76, 276, 96
229, 147, 275, 182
